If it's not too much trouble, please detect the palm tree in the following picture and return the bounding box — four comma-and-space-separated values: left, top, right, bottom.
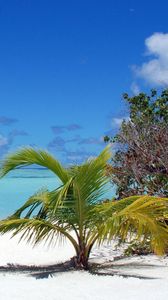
0, 146, 168, 270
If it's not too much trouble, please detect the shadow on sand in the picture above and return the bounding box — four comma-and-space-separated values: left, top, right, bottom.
0, 258, 162, 280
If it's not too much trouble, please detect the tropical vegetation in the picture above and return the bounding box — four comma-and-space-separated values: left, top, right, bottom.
0, 146, 168, 269
104, 89, 168, 198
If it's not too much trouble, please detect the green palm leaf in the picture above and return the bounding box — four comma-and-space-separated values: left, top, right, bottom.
93, 195, 168, 255
0, 147, 69, 184
0, 218, 79, 251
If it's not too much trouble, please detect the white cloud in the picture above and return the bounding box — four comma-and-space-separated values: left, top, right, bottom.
0, 135, 8, 147
135, 32, 168, 86
129, 8, 135, 13
130, 82, 140, 95
111, 117, 130, 128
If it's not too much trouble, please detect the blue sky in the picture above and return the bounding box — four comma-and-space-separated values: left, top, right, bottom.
0, 0, 168, 164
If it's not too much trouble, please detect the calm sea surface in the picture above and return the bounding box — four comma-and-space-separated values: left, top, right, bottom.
0, 169, 115, 219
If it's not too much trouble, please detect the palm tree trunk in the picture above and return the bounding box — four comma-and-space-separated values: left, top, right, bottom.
73, 248, 89, 270
71, 235, 98, 270
71, 240, 89, 270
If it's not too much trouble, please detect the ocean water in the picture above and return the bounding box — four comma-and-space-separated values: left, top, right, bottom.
0, 169, 60, 219
0, 169, 115, 219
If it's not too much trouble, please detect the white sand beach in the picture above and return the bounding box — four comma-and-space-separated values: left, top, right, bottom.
0, 233, 168, 300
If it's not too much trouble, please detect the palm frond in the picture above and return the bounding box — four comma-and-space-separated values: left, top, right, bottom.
49, 177, 75, 215
65, 146, 111, 232
0, 147, 69, 184
92, 196, 168, 255
0, 218, 79, 251
73, 145, 111, 205
9, 189, 51, 219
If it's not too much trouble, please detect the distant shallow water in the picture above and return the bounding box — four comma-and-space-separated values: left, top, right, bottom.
0, 169, 59, 219
0, 169, 115, 219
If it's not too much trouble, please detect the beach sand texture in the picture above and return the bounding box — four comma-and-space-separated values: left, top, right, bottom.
0, 233, 168, 300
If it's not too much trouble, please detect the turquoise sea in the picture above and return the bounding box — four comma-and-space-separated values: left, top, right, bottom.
0, 169, 115, 219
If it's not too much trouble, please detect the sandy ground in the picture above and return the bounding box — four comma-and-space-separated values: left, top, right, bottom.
0, 233, 168, 300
